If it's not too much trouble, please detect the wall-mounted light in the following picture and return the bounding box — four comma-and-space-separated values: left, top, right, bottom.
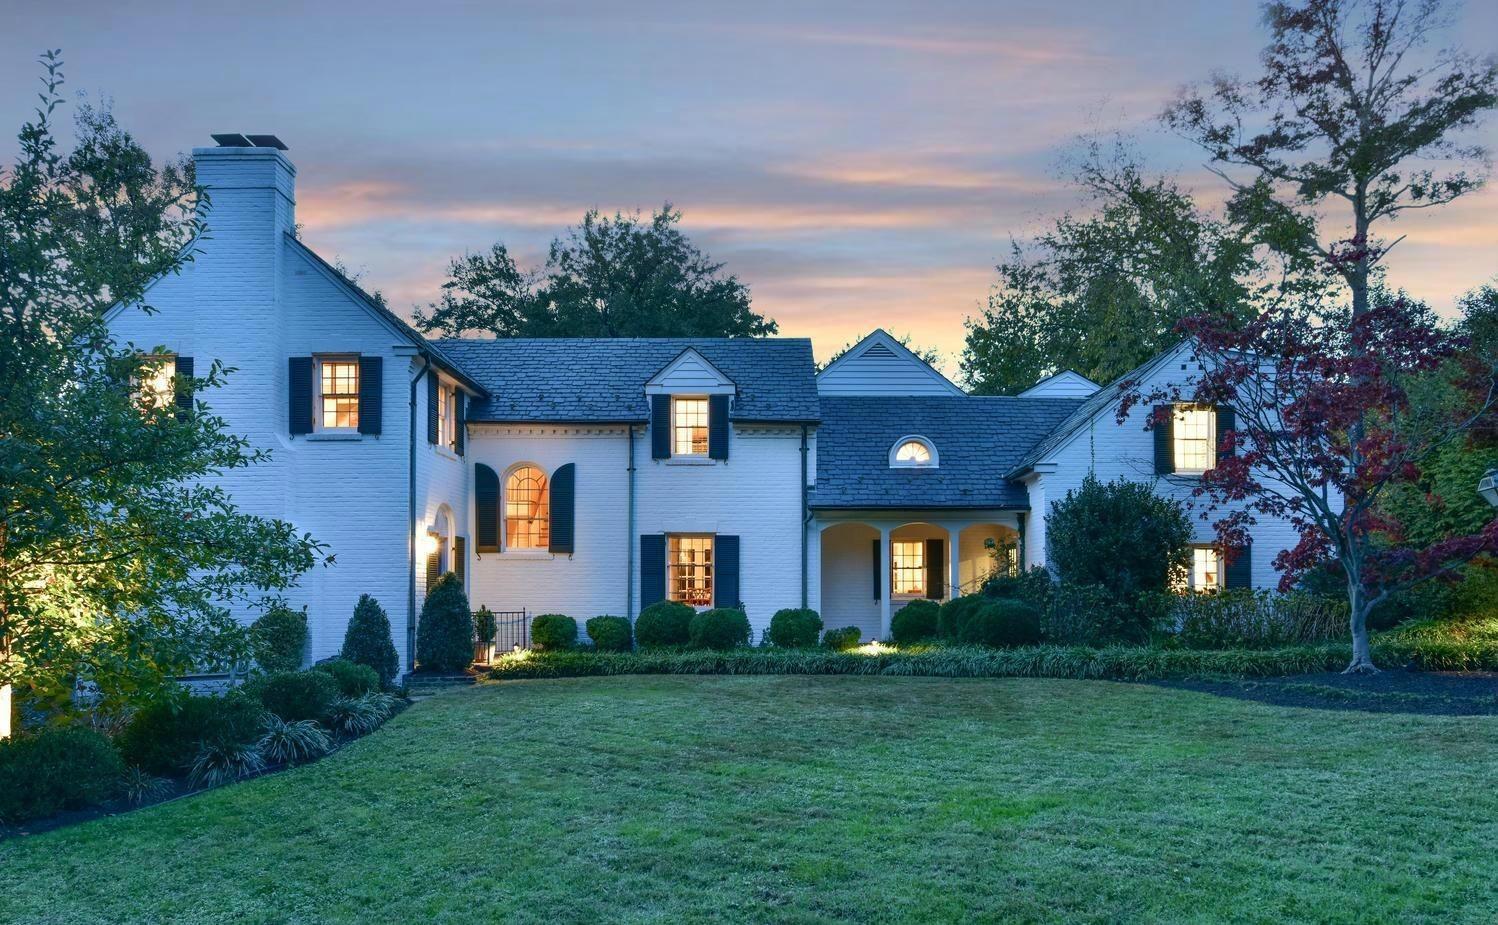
419, 532, 440, 557
1480, 469, 1498, 509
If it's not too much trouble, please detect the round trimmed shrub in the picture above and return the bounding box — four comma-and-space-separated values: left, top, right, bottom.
937, 595, 990, 640
416, 572, 474, 673
342, 594, 400, 686
314, 658, 380, 697
891, 599, 940, 645
1048, 474, 1192, 596
957, 599, 1043, 647
532, 614, 579, 651
586, 615, 633, 652
119, 693, 264, 775
767, 608, 823, 648
0, 726, 125, 824
635, 600, 694, 648
473, 607, 498, 646
253, 670, 340, 723
251, 604, 308, 672
688, 608, 751, 650
822, 626, 863, 651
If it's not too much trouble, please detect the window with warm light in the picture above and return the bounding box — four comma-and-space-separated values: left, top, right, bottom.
669, 535, 714, 606
890, 436, 937, 468
1173, 404, 1216, 472
1191, 547, 1221, 592
318, 357, 359, 430
892, 540, 926, 596
672, 397, 710, 456
139, 356, 175, 410
437, 382, 456, 449
504, 465, 550, 549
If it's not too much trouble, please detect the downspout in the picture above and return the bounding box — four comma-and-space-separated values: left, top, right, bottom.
626, 424, 637, 621
406, 353, 433, 676
800, 425, 810, 608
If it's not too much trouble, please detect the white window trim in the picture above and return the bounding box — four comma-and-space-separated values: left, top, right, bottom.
671, 395, 711, 459
502, 463, 550, 552
891, 539, 927, 598
1171, 404, 1216, 475
314, 354, 360, 434
667, 533, 715, 609
889, 435, 939, 468
137, 353, 176, 410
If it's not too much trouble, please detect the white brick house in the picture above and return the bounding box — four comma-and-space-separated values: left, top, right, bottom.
106, 137, 1301, 673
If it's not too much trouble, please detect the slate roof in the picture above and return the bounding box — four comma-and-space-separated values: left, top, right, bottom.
811, 396, 1084, 509
433, 337, 819, 423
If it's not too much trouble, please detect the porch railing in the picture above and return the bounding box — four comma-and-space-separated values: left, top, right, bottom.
473, 609, 528, 664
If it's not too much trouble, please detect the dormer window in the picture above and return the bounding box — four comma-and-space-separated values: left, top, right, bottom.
890, 436, 938, 468
673, 397, 710, 457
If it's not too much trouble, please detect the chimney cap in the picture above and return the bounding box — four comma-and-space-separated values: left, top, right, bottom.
210, 133, 288, 150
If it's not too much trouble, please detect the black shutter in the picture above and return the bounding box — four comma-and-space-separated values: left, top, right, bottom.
715, 535, 740, 608
1225, 544, 1252, 590
925, 538, 945, 600
358, 355, 382, 435
475, 464, 499, 552
1153, 405, 1175, 474
651, 395, 671, 459
1216, 405, 1236, 459
454, 536, 466, 585
641, 534, 666, 607
425, 550, 439, 594
173, 356, 194, 420
708, 394, 730, 460
549, 463, 576, 554
454, 392, 466, 455
426, 374, 439, 445
872, 538, 882, 601
288, 357, 313, 435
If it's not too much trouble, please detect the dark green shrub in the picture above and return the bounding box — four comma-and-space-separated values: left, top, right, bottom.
251, 604, 308, 672
635, 600, 694, 648
958, 599, 1043, 647
1175, 589, 1348, 649
586, 615, 633, 652
983, 567, 1055, 608
767, 608, 823, 648
891, 600, 940, 645
689, 608, 750, 650
118, 693, 263, 775
416, 572, 474, 672
938, 595, 990, 640
341, 594, 401, 687
532, 614, 579, 651
473, 607, 498, 645
253, 670, 340, 723
313, 658, 381, 696
1047, 475, 1193, 596
0, 726, 125, 823
822, 626, 863, 651
1041, 584, 1166, 645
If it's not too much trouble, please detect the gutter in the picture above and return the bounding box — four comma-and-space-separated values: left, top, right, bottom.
406, 353, 433, 676
800, 425, 810, 608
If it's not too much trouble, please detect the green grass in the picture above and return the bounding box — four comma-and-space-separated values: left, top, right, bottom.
5, 675, 1498, 923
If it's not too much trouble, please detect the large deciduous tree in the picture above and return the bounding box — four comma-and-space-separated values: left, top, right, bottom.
0, 52, 325, 728
415, 205, 777, 339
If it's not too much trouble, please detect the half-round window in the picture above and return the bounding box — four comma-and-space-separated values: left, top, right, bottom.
890, 436, 938, 468
504, 465, 550, 549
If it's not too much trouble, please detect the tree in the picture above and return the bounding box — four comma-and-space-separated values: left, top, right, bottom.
415, 205, 777, 339
1046, 476, 1194, 598
820, 331, 943, 372
415, 573, 473, 673
0, 52, 325, 726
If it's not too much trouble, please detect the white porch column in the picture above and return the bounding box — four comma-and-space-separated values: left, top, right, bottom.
878, 524, 892, 641
947, 524, 961, 600
0, 683, 10, 740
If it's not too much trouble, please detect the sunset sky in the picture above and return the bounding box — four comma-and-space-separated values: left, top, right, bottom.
5, 1, 1497, 374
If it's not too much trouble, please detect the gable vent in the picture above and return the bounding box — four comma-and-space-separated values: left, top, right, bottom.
861, 343, 896, 358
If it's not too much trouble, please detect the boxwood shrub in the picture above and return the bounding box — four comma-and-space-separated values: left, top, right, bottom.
937, 595, 989, 640
341, 594, 400, 687
689, 608, 751, 650
532, 614, 579, 651
251, 604, 308, 672
635, 600, 694, 648
958, 599, 1043, 647
767, 608, 823, 648
119, 693, 264, 776
891, 599, 940, 645
0, 726, 125, 824
822, 626, 863, 651
416, 572, 474, 673
586, 615, 632, 652
251, 670, 340, 723
314, 658, 381, 697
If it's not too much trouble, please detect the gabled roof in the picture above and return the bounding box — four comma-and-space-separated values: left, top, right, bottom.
1017, 369, 1100, 399
435, 337, 819, 424
816, 329, 965, 396
811, 395, 1083, 510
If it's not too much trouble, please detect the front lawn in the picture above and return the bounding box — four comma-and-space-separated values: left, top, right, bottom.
4, 676, 1496, 923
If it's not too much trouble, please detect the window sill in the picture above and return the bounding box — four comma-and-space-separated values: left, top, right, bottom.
665, 457, 717, 466
493, 550, 554, 560
433, 446, 459, 462
307, 432, 363, 442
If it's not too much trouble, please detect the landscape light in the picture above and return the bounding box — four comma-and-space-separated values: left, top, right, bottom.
1480, 469, 1498, 508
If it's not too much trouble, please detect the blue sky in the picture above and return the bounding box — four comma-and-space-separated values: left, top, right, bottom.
5, 1, 1496, 370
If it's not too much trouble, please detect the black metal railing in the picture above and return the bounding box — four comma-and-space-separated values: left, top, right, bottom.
472, 609, 528, 664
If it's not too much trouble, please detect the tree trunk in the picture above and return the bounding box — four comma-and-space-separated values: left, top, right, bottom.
1344, 586, 1379, 674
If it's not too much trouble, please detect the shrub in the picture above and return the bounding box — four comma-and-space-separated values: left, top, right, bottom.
251, 604, 308, 672
341, 594, 401, 687
314, 658, 381, 697
767, 608, 823, 648
0, 726, 125, 823
891, 600, 940, 645
586, 615, 633, 652
635, 600, 694, 648
257, 714, 330, 765
1047, 475, 1193, 596
118, 693, 264, 775
188, 740, 264, 789
253, 670, 340, 723
325, 693, 396, 737
1041, 583, 1157, 645
1174, 589, 1349, 649
531, 614, 579, 651
689, 608, 751, 650
958, 599, 1043, 647
121, 766, 172, 807
938, 595, 990, 640
416, 572, 474, 672
822, 626, 863, 651
473, 607, 498, 646
983, 567, 1055, 608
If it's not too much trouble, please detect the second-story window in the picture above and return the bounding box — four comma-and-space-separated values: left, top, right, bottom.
319, 357, 359, 430
139, 355, 175, 410
673, 397, 709, 456
438, 382, 456, 449
1172, 404, 1215, 472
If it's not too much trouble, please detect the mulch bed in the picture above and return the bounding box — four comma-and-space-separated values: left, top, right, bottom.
1155, 669, 1498, 715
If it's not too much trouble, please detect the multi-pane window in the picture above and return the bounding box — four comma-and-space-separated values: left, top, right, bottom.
504, 466, 550, 549
673, 397, 709, 456
319, 358, 360, 430
438, 383, 456, 449
1173, 404, 1215, 472
894, 440, 931, 465
891, 540, 926, 596
139, 357, 175, 410
1191, 547, 1221, 592
668, 535, 714, 606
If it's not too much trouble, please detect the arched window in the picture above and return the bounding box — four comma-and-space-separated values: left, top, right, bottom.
889, 436, 938, 468
505, 465, 550, 549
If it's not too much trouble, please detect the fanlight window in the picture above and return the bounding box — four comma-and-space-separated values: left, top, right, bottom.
890, 436, 938, 468
505, 465, 550, 549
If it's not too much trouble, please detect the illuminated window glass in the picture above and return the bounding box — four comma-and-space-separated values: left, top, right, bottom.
1192, 547, 1221, 592
140, 356, 175, 410
895, 440, 930, 463
504, 466, 550, 549
673, 398, 709, 456
669, 535, 714, 606
892, 540, 926, 596
438, 383, 456, 449
1173, 404, 1215, 471
319, 358, 360, 430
